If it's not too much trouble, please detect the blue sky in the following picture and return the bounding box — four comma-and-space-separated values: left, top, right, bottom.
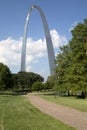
0, 0, 87, 80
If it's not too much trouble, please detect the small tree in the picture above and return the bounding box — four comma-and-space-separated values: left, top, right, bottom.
32, 82, 43, 92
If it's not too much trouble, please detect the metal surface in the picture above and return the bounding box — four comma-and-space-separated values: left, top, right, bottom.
21, 5, 55, 75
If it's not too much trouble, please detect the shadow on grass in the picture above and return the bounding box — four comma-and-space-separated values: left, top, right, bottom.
0, 90, 28, 96
42, 91, 55, 96
39, 91, 87, 99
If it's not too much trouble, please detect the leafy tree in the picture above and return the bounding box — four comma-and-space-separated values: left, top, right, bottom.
69, 20, 87, 94
12, 73, 19, 90
12, 71, 44, 91
55, 19, 87, 97
0, 63, 13, 90
31, 81, 43, 91
44, 76, 55, 91
55, 45, 72, 95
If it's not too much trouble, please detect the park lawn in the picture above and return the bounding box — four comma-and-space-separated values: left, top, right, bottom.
0, 94, 76, 130
40, 94, 87, 112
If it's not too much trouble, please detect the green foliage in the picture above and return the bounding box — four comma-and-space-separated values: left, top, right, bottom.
44, 81, 53, 90
54, 19, 87, 96
32, 81, 43, 91
0, 63, 13, 90
12, 71, 44, 91
0, 62, 44, 92
43, 76, 55, 91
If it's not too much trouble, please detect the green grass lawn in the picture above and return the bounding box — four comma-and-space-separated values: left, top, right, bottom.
0, 94, 76, 130
40, 94, 87, 112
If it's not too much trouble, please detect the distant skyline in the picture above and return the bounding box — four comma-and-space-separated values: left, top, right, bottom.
0, 0, 87, 80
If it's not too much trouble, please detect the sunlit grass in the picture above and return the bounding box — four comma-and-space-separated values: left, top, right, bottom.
40, 94, 87, 112
0, 95, 76, 130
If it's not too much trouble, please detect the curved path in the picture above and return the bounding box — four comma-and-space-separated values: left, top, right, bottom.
27, 94, 87, 130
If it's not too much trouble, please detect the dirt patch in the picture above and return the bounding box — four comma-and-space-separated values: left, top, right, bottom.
0, 124, 4, 130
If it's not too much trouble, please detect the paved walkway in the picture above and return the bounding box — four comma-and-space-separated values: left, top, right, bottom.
27, 94, 87, 130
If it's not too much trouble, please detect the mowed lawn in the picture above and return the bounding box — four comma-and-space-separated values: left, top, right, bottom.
40, 94, 87, 112
0, 94, 76, 130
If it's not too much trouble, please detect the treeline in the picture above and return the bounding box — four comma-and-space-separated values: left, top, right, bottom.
0, 63, 53, 93
12, 71, 44, 92
0, 63, 43, 92
52, 19, 87, 98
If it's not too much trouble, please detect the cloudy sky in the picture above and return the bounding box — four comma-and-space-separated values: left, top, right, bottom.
0, 0, 87, 80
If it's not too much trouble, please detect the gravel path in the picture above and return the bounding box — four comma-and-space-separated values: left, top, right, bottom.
28, 94, 87, 130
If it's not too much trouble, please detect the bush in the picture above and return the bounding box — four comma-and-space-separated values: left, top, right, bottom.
44, 81, 53, 91
31, 82, 44, 92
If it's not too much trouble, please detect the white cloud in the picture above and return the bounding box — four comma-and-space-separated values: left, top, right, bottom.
0, 37, 21, 68
26, 65, 32, 72
26, 38, 46, 55
50, 29, 68, 47
0, 29, 68, 77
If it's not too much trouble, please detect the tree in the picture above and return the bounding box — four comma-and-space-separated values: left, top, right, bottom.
0, 63, 13, 90
55, 19, 87, 96
12, 73, 19, 90
12, 71, 44, 91
31, 81, 43, 92
69, 20, 87, 96
44, 76, 55, 91
55, 45, 72, 95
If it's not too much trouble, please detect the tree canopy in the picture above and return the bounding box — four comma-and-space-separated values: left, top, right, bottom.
12, 71, 44, 91
0, 63, 13, 90
54, 19, 87, 97
0, 63, 44, 92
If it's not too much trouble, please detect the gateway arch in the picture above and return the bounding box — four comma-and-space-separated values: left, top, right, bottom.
21, 5, 55, 75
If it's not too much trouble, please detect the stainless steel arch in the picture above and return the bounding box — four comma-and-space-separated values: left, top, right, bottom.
21, 5, 55, 75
